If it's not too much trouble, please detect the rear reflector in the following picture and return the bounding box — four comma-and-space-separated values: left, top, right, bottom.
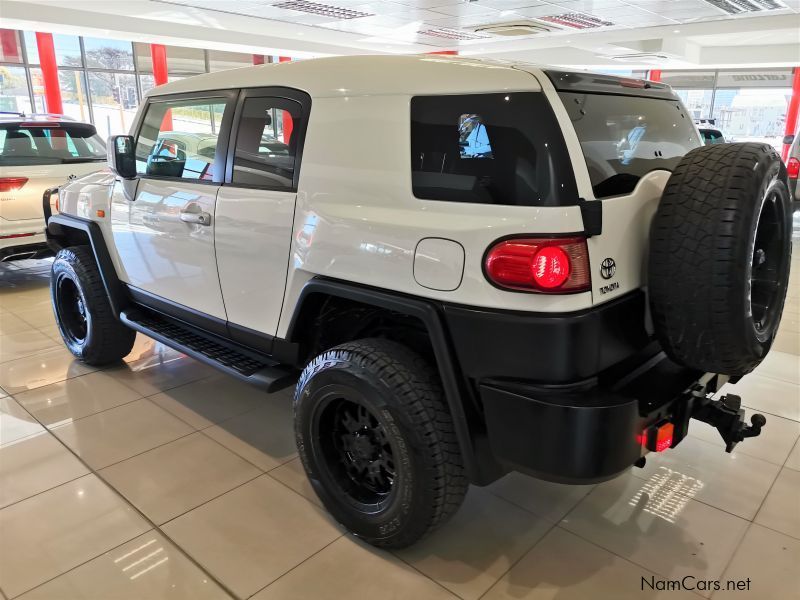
0, 177, 28, 192
788, 157, 799, 179
484, 236, 591, 293
641, 421, 674, 453
0, 232, 36, 240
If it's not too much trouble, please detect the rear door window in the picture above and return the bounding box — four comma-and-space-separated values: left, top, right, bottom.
0, 123, 106, 165
411, 93, 579, 206
230, 96, 302, 191
559, 92, 701, 198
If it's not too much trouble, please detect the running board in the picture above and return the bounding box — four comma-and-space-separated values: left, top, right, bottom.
120, 308, 297, 393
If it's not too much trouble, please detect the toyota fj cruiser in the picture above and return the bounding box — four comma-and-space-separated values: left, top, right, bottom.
42, 56, 792, 549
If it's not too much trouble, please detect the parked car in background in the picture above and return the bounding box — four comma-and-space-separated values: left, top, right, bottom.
0, 113, 106, 261
695, 119, 726, 145
699, 127, 726, 145
784, 133, 799, 212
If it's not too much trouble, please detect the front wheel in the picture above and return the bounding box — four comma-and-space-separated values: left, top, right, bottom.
51, 246, 135, 365
294, 338, 467, 548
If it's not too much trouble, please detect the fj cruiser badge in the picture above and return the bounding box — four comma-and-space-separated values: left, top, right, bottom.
600, 258, 616, 279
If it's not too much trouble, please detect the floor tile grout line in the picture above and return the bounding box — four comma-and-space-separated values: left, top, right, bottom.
153, 470, 265, 528
243, 535, 345, 600
4, 401, 241, 600
17, 393, 144, 432
0, 469, 90, 512
4, 520, 161, 600
472, 518, 563, 600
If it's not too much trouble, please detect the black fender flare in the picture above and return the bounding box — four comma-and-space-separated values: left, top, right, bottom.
44, 199, 129, 318
286, 277, 498, 484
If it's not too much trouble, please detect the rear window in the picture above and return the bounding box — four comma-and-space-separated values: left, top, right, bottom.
411, 93, 579, 207
0, 123, 106, 166
559, 92, 701, 199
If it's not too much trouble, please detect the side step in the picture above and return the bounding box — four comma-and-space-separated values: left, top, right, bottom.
120, 308, 297, 393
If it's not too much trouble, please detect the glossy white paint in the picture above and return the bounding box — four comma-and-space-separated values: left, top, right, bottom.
55, 55, 675, 344
109, 179, 226, 319
149, 55, 542, 100
0, 162, 103, 256
215, 186, 296, 336
414, 238, 465, 292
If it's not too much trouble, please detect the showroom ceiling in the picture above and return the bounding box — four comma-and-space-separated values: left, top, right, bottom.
1, 0, 798, 68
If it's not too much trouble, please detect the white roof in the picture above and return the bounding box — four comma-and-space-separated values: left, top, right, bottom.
147, 55, 544, 99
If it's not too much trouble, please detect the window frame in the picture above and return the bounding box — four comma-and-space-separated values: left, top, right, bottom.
224, 86, 312, 193
132, 89, 238, 186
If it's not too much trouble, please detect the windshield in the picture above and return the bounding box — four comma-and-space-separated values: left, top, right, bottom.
0, 123, 106, 166
559, 92, 701, 198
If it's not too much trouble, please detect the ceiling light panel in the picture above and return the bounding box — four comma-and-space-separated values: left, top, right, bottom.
273, 0, 374, 19
699, 0, 787, 13
538, 12, 614, 29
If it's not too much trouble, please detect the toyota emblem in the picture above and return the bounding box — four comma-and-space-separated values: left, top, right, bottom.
600, 258, 616, 280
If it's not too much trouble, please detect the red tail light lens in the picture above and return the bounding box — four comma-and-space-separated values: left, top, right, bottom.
788, 157, 800, 179
0, 177, 28, 192
484, 237, 591, 293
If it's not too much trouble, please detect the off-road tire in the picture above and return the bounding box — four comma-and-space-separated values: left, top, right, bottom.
649, 143, 792, 376
294, 338, 467, 548
51, 245, 135, 365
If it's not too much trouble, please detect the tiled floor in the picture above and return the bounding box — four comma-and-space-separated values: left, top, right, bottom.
0, 250, 798, 600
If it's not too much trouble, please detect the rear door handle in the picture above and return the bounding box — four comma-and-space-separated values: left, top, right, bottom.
180, 210, 211, 226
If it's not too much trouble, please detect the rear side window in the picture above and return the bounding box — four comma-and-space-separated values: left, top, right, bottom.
411, 93, 579, 207
230, 96, 302, 191
135, 98, 228, 181
559, 92, 701, 198
0, 124, 106, 166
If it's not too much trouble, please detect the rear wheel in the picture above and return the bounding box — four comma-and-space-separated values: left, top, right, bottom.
51, 246, 135, 365
649, 143, 792, 376
294, 338, 467, 548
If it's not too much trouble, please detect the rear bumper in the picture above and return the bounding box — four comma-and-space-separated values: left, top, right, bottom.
444, 291, 650, 384
0, 218, 50, 260
478, 352, 711, 483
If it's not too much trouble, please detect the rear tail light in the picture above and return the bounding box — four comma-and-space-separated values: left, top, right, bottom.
787, 157, 799, 179
484, 236, 591, 293
639, 421, 675, 453
0, 177, 28, 192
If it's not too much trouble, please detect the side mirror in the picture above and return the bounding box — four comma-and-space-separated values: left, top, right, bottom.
783, 134, 795, 146
108, 135, 136, 179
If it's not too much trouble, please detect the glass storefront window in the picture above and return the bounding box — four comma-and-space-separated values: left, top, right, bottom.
166, 45, 206, 74
29, 67, 46, 112
54, 34, 82, 67
0, 29, 23, 63
208, 50, 253, 72
675, 89, 714, 120
83, 37, 134, 70
0, 65, 32, 113
714, 88, 791, 152
58, 69, 91, 122
21, 31, 82, 67
133, 42, 152, 73
22, 31, 39, 64
88, 72, 138, 139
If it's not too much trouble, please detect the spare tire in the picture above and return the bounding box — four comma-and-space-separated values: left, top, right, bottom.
649, 142, 792, 376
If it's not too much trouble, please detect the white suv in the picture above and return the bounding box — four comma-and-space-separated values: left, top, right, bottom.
43, 56, 792, 548
0, 113, 106, 261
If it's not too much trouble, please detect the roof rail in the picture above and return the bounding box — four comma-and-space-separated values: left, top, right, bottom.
0, 111, 26, 117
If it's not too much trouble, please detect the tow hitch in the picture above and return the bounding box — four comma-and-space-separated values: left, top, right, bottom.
692, 394, 766, 452
688, 378, 767, 452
